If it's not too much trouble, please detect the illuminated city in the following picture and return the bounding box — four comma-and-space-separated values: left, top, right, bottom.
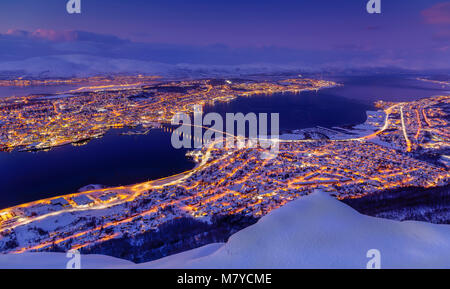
0, 83, 448, 256
0, 77, 334, 152
0, 0, 449, 272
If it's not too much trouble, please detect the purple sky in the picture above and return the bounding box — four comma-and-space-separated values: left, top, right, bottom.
0, 0, 448, 72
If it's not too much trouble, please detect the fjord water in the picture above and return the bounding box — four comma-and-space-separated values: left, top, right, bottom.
0, 128, 196, 208
204, 75, 448, 131
0, 76, 447, 208
205, 86, 373, 131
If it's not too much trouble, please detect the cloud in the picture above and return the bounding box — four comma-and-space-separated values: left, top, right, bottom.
5, 29, 127, 44
432, 29, 450, 41
421, 2, 450, 25
0, 29, 346, 65
6, 29, 79, 42
0, 29, 448, 77
366, 26, 381, 31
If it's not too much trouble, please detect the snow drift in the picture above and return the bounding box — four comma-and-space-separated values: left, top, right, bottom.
1, 191, 450, 269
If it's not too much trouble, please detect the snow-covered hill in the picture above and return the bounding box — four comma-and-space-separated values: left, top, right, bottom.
0, 54, 303, 79
1, 191, 450, 269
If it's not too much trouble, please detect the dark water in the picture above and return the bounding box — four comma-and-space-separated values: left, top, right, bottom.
326, 75, 449, 103
0, 128, 195, 208
0, 85, 82, 98
205, 89, 373, 132
0, 75, 448, 208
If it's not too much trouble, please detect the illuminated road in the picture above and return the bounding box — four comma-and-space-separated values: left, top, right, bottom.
0, 103, 398, 233
400, 106, 412, 152
2, 94, 449, 254
415, 109, 422, 140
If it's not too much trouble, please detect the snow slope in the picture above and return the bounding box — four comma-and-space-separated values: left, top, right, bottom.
0, 54, 303, 78
1, 191, 450, 269
0, 252, 134, 269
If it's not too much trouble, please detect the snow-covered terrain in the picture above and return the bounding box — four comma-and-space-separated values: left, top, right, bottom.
1, 191, 450, 269
0, 54, 304, 79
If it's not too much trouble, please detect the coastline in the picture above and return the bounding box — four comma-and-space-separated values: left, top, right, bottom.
0, 91, 433, 213
0, 82, 339, 210
0, 93, 448, 258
